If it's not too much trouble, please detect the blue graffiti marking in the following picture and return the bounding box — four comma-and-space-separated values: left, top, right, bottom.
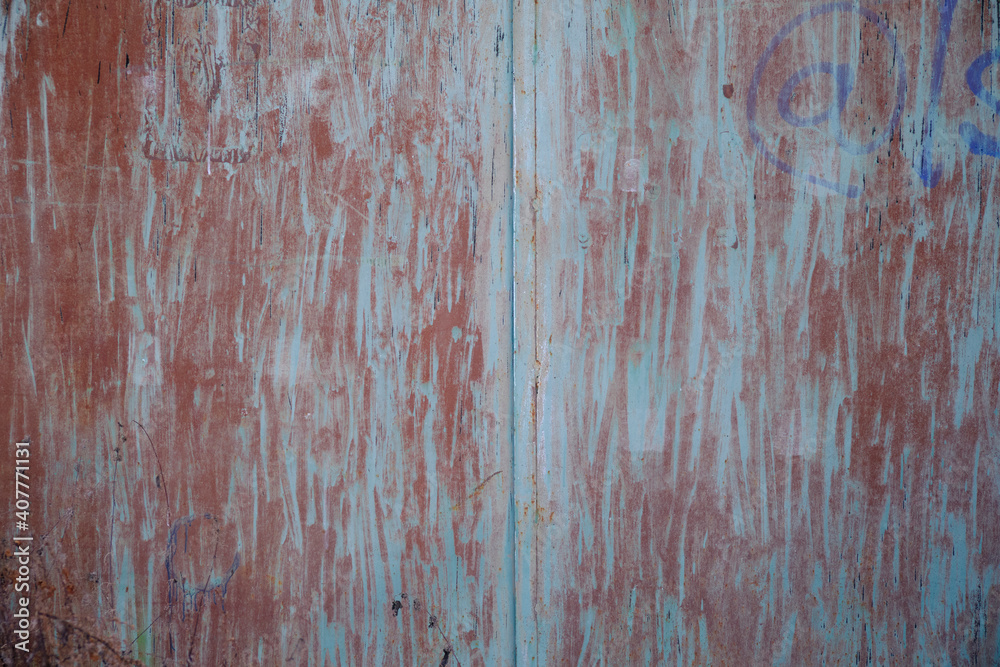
776, 63, 855, 131
747, 2, 907, 198
165, 514, 240, 613
959, 51, 1000, 158
915, 0, 958, 186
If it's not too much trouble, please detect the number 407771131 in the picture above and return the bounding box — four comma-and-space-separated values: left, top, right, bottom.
14, 441, 30, 530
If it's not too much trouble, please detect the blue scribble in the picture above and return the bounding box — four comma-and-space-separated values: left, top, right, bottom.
165, 514, 240, 615
915, 0, 958, 187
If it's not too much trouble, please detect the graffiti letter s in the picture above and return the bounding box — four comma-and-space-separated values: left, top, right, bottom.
959, 51, 1000, 159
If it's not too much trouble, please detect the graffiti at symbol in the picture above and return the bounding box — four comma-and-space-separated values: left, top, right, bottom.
747, 1, 1000, 198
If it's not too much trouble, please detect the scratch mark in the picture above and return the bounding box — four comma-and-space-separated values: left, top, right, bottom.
452, 470, 503, 509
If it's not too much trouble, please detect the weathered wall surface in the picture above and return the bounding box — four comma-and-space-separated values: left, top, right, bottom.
0, 0, 998, 664
1, 0, 515, 664
525, 0, 1000, 664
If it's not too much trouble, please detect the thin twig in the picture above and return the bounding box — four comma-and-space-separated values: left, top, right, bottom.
133, 420, 173, 529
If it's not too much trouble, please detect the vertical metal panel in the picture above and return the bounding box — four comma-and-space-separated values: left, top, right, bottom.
0, 0, 515, 664
530, 0, 1000, 663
